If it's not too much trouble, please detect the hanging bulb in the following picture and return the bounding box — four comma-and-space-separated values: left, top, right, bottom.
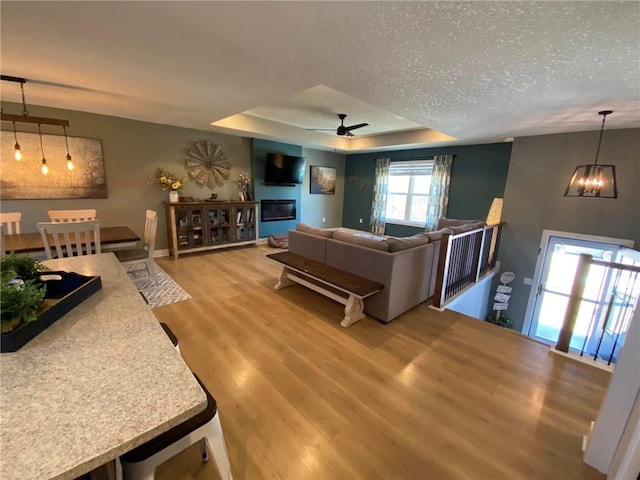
62, 125, 74, 171
12, 122, 22, 160
14, 143, 22, 161
37, 123, 49, 175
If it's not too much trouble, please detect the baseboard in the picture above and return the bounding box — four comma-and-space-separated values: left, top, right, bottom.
549, 347, 614, 372
257, 237, 269, 245
582, 420, 595, 452
154, 249, 170, 258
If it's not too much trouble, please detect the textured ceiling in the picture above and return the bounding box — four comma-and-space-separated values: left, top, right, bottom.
1, 1, 638, 153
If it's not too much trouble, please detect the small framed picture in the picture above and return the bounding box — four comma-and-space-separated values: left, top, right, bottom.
310, 166, 336, 195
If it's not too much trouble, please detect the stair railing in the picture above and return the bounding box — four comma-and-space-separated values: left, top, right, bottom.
556, 252, 640, 365
432, 222, 504, 308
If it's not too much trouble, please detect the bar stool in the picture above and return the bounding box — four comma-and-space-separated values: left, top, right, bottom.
120, 373, 233, 480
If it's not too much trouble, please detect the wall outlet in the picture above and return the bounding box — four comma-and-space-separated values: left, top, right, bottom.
359, 218, 363, 224
322, 217, 325, 223
524, 277, 533, 286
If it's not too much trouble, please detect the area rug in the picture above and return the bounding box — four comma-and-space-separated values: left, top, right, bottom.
126, 263, 191, 309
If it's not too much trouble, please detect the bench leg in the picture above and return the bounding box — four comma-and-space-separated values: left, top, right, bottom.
275, 267, 295, 290
341, 295, 365, 328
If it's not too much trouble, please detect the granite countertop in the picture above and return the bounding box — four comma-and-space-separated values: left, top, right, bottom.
0, 253, 206, 480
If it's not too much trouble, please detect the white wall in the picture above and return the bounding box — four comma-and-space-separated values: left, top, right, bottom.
447, 270, 497, 320
583, 299, 640, 474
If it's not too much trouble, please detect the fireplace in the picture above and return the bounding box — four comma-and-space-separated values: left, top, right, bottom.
261, 199, 296, 222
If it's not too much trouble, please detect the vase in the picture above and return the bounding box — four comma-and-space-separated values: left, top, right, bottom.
169, 191, 179, 203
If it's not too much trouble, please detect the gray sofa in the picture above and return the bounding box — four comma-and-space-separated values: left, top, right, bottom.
287, 219, 485, 323
288, 225, 434, 322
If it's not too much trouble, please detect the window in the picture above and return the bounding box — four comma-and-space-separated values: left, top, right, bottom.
385, 160, 433, 227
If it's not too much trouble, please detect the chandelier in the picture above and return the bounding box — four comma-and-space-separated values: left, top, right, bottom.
1, 75, 73, 174
564, 110, 617, 199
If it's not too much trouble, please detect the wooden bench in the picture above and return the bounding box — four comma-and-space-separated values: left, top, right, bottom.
266, 251, 383, 328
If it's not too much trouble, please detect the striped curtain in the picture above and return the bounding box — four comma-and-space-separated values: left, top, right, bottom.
424, 154, 452, 231
369, 158, 390, 235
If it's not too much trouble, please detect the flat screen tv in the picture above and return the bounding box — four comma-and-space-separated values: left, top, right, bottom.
264, 153, 306, 185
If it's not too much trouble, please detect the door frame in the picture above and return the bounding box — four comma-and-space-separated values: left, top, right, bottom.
521, 229, 634, 337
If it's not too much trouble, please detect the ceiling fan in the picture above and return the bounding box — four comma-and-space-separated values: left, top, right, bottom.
308, 113, 369, 137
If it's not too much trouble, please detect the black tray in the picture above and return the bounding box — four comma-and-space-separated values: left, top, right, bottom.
1, 271, 102, 353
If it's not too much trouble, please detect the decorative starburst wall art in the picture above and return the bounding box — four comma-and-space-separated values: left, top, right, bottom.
184, 140, 231, 189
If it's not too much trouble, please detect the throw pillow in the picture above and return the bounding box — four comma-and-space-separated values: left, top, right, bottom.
449, 224, 478, 234
425, 228, 454, 242
386, 233, 430, 252
436, 218, 485, 230
333, 230, 390, 251
296, 222, 334, 238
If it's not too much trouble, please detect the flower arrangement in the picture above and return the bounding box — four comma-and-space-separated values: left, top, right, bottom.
153, 167, 188, 191
237, 172, 253, 200
238, 172, 251, 190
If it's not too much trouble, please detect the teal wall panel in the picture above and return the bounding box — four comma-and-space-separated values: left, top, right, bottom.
343, 143, 511, 233
251, 138, 303, 237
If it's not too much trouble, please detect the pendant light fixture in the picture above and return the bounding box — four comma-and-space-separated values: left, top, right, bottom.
38, 124, 49, 175
1, 74, 72, 174
564, 110, 617, 198
12, 121, 22, 160
63, 125, 74, 171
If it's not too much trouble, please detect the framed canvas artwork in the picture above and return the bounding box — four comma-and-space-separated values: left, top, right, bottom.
310, 166, 336, 195
1, 130, 107, 199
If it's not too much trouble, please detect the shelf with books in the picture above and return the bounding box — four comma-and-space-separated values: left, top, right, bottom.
166, 201, 258, 259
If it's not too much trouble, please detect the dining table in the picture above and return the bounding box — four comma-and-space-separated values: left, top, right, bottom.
1, 225, 140, 256
0, 253, 207, 480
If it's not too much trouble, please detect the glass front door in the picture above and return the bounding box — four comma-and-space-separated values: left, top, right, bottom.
527, 235, 624, 350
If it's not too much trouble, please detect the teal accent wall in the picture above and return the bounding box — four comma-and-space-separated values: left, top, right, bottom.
343, 143, 512, 234
251, 138, 303, 237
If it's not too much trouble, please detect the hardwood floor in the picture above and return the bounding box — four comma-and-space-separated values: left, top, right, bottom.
151, 245, 610, 480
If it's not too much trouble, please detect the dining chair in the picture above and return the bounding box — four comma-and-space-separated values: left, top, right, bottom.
37, 220, 101, 259
114, 210, 158, 284
119, 373, 233, 480
48, 209, 97, 222
0, 212, 22, 234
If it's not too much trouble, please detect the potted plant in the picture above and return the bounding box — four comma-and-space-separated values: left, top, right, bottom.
1, 254, 48, 334
152, 167, 188, 203
485, 312, 513, 329
1, 254, 102, 352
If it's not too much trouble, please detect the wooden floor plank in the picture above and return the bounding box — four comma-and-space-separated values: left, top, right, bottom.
150, 245, 610, 480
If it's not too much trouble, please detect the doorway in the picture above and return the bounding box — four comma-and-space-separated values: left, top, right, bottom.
523, 230, 634, 350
